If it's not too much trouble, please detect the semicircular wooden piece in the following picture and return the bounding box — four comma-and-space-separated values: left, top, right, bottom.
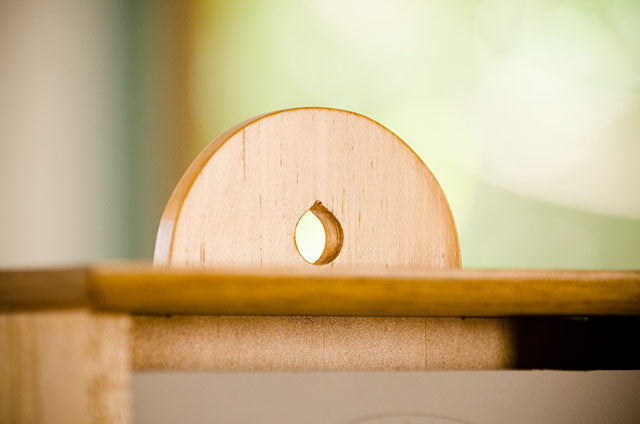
154, 107, 460, 271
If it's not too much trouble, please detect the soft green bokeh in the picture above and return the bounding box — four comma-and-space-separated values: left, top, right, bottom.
191, 0, 640, 268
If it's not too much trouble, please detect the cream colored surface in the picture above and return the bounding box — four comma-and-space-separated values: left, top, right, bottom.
0, 0, 122, 267
133, 371, 640, 424
0, 310, 131, 424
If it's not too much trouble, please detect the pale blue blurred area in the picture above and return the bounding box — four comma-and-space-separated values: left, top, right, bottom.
134, 371, 640, 424
0, 0, 191, 265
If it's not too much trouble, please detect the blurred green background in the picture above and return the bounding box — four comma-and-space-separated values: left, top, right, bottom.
1, 0, 639, 269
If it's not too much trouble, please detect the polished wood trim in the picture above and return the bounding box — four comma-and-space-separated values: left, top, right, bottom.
2, 265, 639, 316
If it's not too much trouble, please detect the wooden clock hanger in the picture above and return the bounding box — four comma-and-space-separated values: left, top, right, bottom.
154, 107, 460, 271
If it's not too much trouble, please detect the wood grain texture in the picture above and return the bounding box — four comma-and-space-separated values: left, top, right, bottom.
1, 266, 639, 316
132, 316, 516, 371
153, 107, 461, 271
91, 266, 640, 316
0, 310, 131, 424
131, 315, 640, 370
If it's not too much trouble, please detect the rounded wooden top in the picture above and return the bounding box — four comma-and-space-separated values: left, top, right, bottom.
154, 108, 460, 271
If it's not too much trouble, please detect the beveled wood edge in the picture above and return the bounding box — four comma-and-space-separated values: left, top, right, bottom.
1, 264, 639, 316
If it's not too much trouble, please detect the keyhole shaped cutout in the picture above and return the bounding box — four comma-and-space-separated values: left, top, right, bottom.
294, 201, 344, 265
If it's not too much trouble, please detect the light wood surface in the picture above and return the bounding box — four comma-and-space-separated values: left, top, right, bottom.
153, 108, 460, 271
132, 316, 516, 371
130, 315, 640, 371
0, 310, 130, 424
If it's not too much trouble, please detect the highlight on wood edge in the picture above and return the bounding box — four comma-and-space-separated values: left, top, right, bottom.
1, 266, 639, 316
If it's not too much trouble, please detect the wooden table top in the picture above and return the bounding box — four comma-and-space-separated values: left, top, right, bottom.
2, 264, 639, 316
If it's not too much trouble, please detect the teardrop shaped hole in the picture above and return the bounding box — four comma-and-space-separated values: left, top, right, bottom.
294, 201, 343, 265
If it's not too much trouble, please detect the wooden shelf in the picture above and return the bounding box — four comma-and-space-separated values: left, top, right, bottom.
2, 264, 639, 316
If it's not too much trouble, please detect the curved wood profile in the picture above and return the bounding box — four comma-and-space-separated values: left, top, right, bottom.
153, 107, 460, 271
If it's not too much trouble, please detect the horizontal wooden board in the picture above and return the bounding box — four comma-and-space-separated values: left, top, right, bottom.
1, 264, 639, 316
131, 315, 640, 371
131, 316, 517, 371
